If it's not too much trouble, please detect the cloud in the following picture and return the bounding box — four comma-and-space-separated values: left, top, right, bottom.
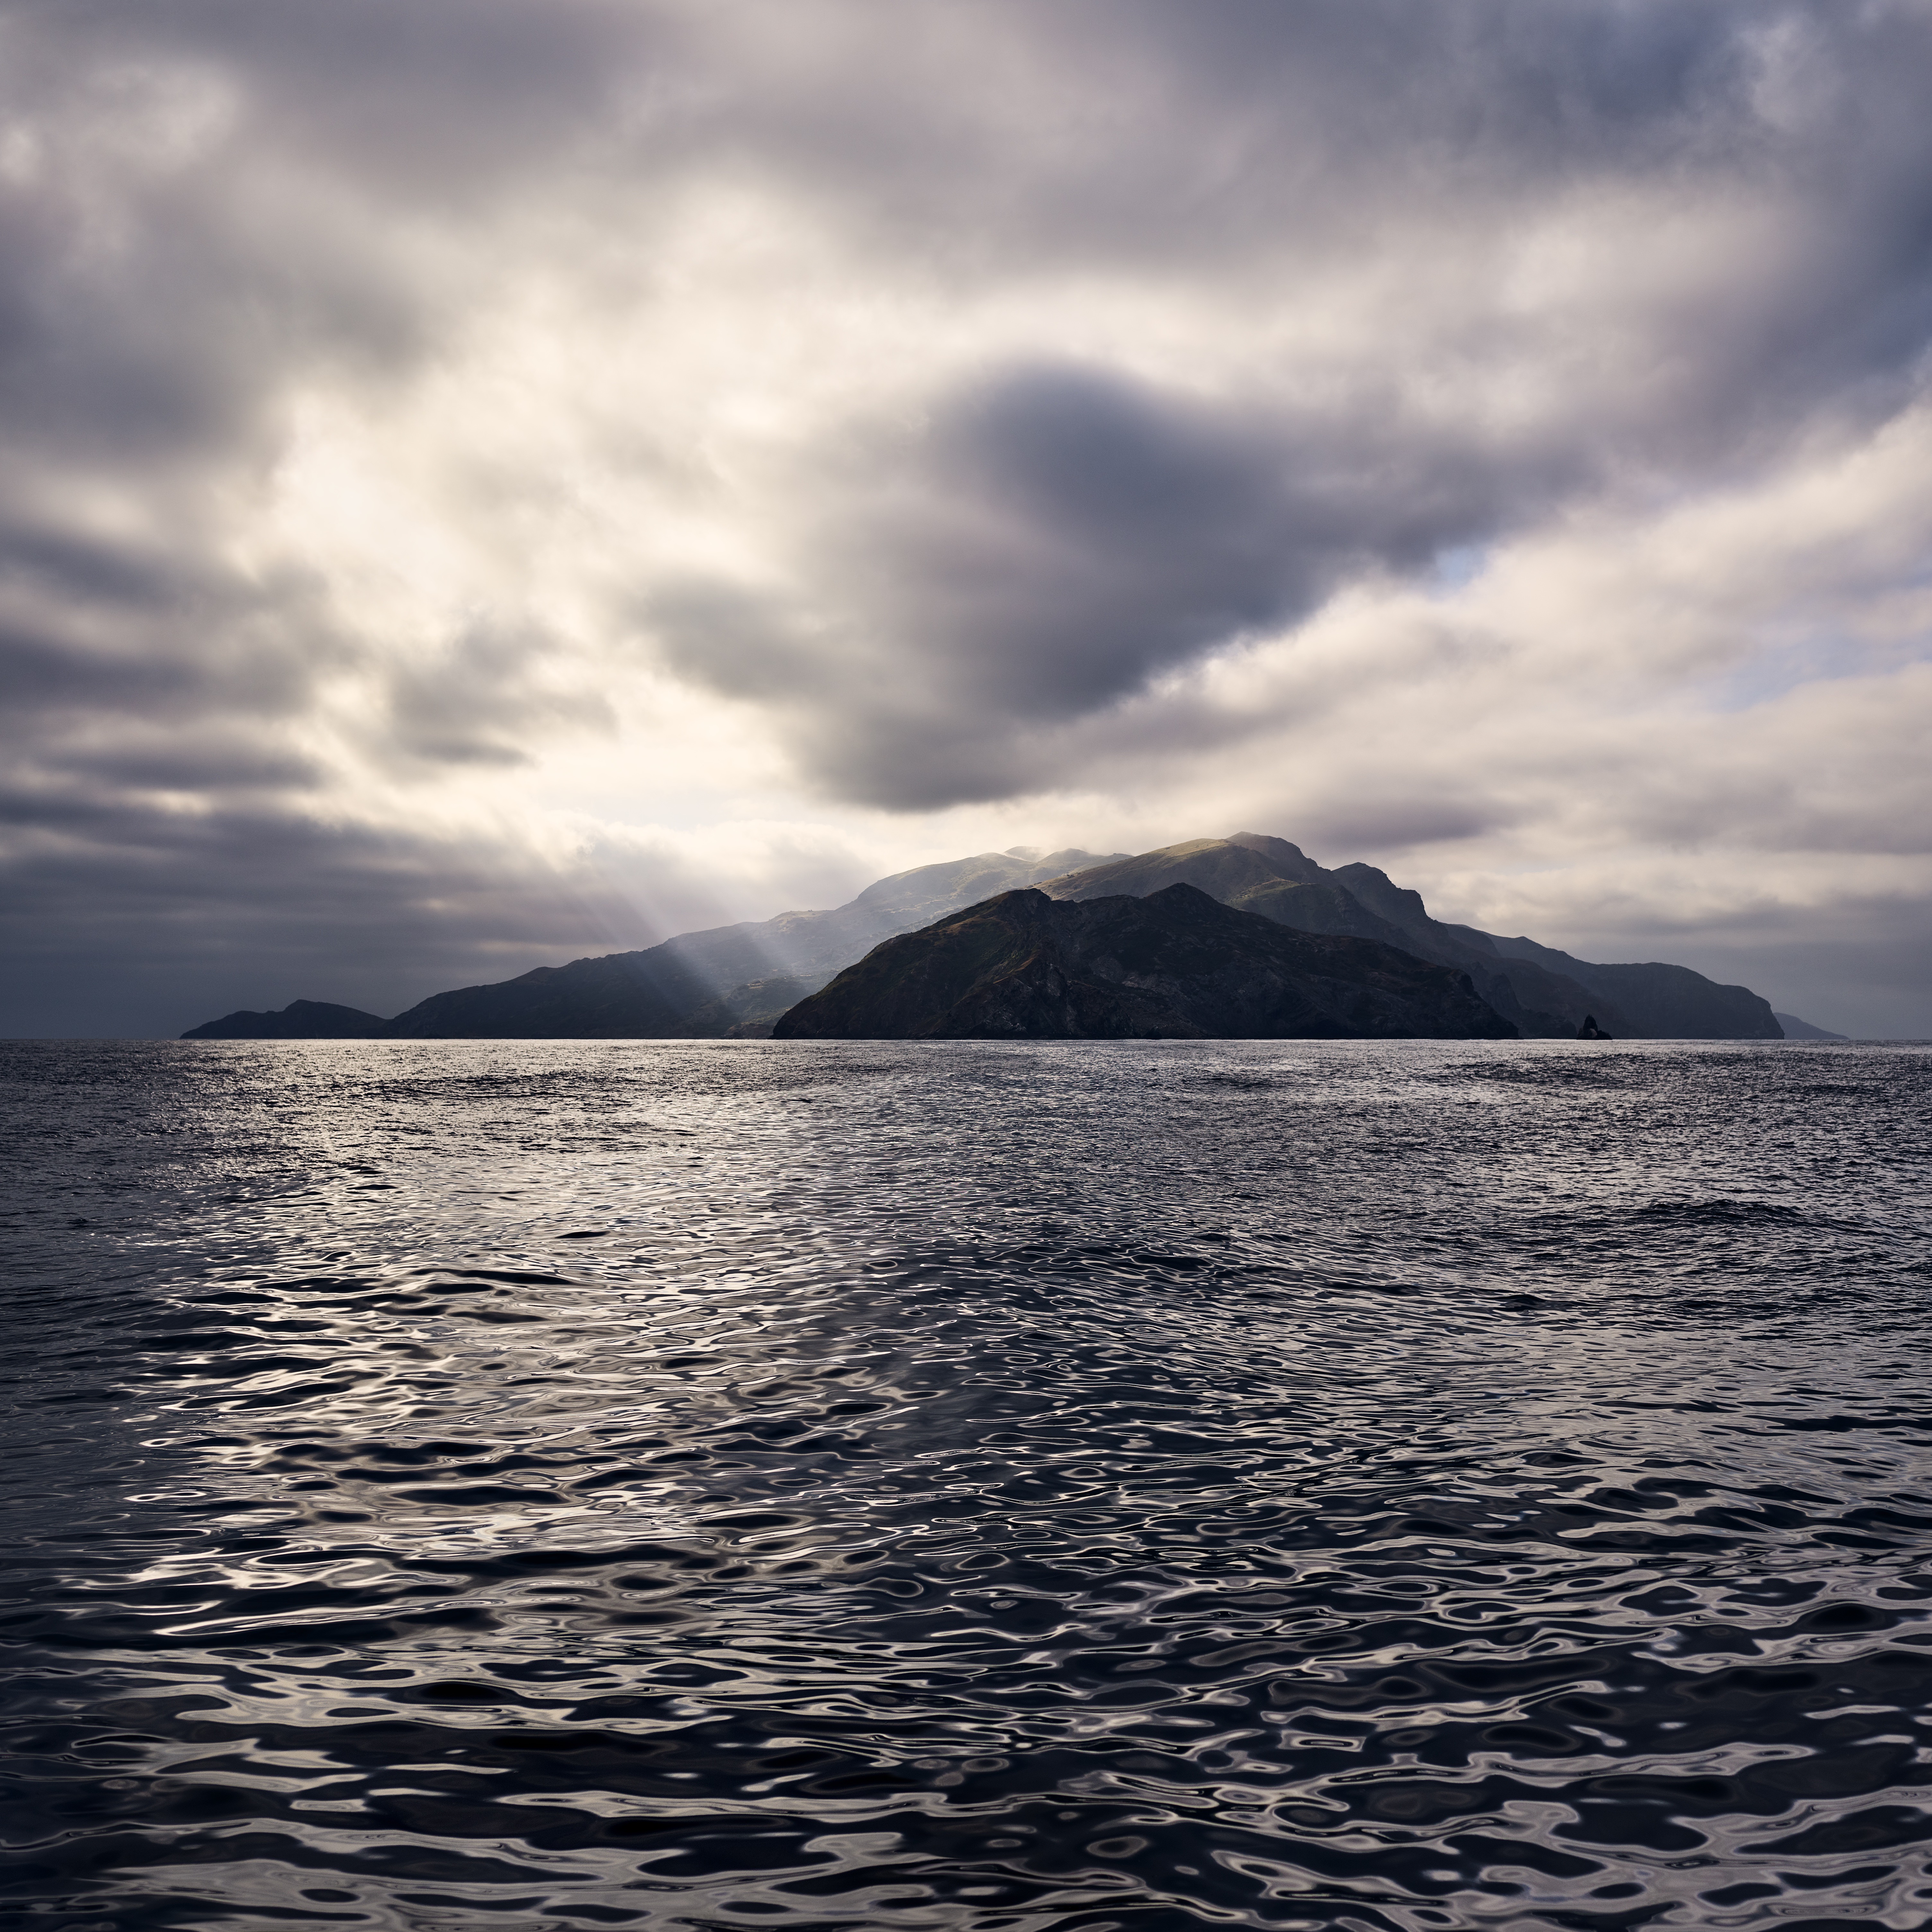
663, 357, 1581, 806
382, 618, 616, 771
2, 0, 1931, 1032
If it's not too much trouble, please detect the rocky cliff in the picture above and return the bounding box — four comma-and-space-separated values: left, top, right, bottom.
773, 884, 1518, 1040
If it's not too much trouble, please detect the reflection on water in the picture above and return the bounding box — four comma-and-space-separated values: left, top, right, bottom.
3, 1038, 1931, 1930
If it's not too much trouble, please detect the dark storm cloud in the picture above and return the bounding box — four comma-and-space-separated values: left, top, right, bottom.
921, 364, 1466, 709
918, 362, 1555, 697
658, 359, 1577, 805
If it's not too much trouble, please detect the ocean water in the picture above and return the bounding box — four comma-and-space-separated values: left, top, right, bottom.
3, 1037, 1930, 1932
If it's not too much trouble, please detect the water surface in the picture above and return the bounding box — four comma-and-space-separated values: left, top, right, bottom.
3, 1038, 1930, 1930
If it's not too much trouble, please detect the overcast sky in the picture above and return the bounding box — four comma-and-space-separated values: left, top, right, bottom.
4, 0, 1930, 1037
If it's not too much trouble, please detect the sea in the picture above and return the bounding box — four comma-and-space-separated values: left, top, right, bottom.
3, 1037, 1930, 1932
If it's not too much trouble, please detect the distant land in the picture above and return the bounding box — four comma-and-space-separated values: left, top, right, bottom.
186, 997, 388, 1040
1772, 1012, 1848, 1041
183, 832, 1833, 1041
1039, 836, 1785, 1040
184, 847, 1123, 1041
774, 883, 1517, 1040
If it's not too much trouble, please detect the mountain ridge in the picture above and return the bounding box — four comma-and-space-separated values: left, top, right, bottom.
183, 847, 1124, 1041
1038, 837, 1781, 1040
774, 884, 1519, 1040
182, 833, 1798, 1041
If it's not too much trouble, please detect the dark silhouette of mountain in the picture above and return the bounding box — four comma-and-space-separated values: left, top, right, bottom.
379, 949, 727, 1039
381, 845, 1122, 1038
182, 847, 1125, 1040
1041, 837, 1783, 1040
773, 884, 1518, 1040
1044, 839, 1623, 1035
179, 834, 1785, 1042
1774, 1011, 1849, 1041
1480, 931, 1783, 1040
182, 999, 386, 1040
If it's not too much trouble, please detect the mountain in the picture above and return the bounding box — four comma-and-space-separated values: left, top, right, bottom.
182, 847, 1124, 1040
1773, 1011, 1849, 1041
179, 832, 1787, 1043
1484, 936, 1783, 1039
773, 884, 1518, 1040
1040, 836, 1783, 1040
1041, 836, 1412, 943
181, 998, 387, 1040
380, 845, 1123, 1039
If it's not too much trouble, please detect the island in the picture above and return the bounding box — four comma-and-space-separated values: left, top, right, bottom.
181, 831, 1822, 1041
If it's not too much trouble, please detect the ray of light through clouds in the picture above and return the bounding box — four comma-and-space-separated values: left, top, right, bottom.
2, 0, 1929, 1036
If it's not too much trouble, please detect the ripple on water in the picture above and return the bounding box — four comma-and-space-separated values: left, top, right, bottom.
2, 1037, 1930, 1930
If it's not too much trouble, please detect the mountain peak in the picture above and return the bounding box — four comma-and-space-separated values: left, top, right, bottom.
775, 883, 1517, 1040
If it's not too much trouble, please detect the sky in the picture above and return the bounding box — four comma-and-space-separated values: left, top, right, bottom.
4, 0, 1931, 1039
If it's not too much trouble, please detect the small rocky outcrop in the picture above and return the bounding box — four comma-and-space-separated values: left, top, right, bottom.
1576, 1014, 1613, 1040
